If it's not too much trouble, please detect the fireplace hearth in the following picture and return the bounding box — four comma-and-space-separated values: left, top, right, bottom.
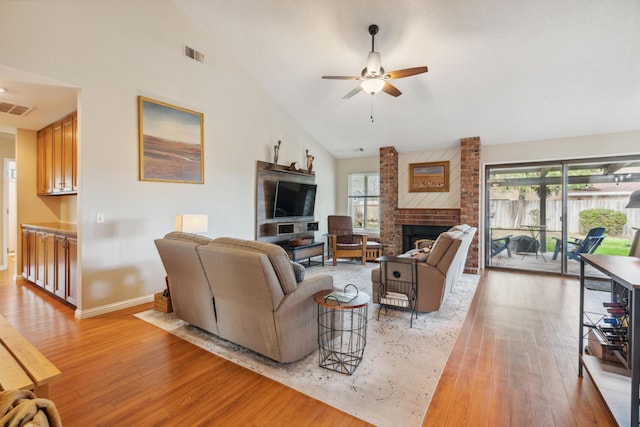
402, 225, 452, 253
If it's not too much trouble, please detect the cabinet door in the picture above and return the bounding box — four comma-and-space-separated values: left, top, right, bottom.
61, 113, 76, 192
34, 232, 47, 287
71, 113, 78, 191
66, 237, 77, 305
44, 233, 56, 292
52, 121, 63, 193
36, 130, 46, 194
37, 126, 55, 194
54, 235, 67, 299
21, 228, 31, 279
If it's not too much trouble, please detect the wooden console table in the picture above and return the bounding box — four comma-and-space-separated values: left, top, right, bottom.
579, 254, 640, 426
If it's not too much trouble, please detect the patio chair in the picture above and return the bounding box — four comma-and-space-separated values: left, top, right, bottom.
491, 235, 512, 258
551, 227, 605, 261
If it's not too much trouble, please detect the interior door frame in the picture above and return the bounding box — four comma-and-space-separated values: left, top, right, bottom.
2, 157, 16, 271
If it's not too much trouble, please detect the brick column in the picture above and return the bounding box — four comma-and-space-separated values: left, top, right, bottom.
460, 137, 480, 273
379, 147, 398, 256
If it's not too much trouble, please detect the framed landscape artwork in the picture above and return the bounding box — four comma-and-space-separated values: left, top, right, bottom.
409, 161, 450, 192
138, 96, 204, 183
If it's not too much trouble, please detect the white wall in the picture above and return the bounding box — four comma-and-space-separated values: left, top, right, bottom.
398, 148, 460, 209
0, 1, 335, 316
335, 156, 378, 215
482, 131, 640, 165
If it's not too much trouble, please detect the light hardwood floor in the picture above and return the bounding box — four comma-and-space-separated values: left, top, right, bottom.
0, 261, 616, 426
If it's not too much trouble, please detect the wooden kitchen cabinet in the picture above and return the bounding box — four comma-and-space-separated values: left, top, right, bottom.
55, 235, 77, 305
21, 224, 78, 306
35, 231, 56, 292
37, 111, 77, 195
22, 228, 36, 283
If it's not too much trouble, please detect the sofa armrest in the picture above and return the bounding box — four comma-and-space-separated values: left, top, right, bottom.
415, 262, 447, 312
276, 274, 334, 310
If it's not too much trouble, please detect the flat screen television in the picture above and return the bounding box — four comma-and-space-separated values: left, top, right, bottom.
273, 180, 317, 218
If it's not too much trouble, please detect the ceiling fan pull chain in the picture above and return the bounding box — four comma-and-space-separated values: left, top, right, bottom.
370, 95, 375, 123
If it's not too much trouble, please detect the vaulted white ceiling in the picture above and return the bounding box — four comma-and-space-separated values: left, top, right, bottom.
173, 0, 640, 158
1, 1, 638, 160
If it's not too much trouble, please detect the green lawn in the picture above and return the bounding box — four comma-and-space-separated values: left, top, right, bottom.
545, 237, 631, 256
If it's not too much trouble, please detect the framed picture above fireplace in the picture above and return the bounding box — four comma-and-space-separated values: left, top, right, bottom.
409, 161, 450, 192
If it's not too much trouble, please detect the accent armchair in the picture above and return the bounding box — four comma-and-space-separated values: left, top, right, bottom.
327, 215, 382, 265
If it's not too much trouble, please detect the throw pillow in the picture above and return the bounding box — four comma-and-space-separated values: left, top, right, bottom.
290, 261, 306, 282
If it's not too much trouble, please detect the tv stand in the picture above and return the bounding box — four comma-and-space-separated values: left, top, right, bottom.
280, 241, 324, 266
255, 160, 319, 245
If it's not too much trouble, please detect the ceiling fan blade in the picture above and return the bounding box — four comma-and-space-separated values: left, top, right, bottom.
384, 66, 428, 80
321, 76, 360, 80
382, 82, 402, 97
343, 86, 363, 99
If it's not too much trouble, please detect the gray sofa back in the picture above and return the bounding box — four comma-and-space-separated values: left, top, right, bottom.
154, 232, 219, 335
155, 234, 333, 363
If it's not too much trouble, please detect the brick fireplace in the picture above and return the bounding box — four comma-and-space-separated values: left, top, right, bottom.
379, 137, 480, 273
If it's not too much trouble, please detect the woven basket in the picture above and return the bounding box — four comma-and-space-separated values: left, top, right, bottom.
154, 292, 173, 313
290, 238, 312, 247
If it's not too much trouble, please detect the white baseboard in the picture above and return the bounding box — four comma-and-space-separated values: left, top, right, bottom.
74, 294, 154, 319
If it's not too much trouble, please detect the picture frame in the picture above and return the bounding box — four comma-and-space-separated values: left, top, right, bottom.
409, 161, 450, 192
138, 96, 204, 183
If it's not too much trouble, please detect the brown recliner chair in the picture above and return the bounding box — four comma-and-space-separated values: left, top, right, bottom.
327, 215, 382, 265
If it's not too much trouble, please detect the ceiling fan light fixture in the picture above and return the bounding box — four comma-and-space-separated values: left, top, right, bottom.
361, 78, 385, 94
366, 52, 381, 75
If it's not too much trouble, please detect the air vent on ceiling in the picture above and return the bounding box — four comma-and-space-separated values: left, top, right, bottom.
0, 102, 34, 117
184, 45, 204, 63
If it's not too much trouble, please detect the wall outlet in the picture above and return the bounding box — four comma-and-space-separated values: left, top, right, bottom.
96, 212, 104, 224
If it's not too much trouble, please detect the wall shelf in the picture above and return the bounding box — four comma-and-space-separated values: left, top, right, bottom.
269, 164, 315, 176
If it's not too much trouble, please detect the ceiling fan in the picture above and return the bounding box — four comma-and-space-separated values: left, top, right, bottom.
322, 24, 428, 99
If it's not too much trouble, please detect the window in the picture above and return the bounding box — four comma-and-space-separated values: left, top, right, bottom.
348, 172, 379, 231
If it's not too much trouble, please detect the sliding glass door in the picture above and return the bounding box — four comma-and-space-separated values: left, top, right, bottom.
486, 163, 563, 273
485, 156, 640, 276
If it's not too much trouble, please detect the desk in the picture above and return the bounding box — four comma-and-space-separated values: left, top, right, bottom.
579, 254, 640, 427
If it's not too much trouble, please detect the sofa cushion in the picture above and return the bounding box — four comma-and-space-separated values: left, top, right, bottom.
290, 261, 305, 282
211, 237, 298, 294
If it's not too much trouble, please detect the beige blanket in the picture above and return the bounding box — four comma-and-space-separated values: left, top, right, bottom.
0, 390, 61, 427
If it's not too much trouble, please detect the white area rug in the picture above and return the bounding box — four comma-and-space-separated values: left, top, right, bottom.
135, 262, 479, 427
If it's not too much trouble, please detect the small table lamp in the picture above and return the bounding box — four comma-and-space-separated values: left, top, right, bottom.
175, 214, 208, 234
626, 190, 640, 257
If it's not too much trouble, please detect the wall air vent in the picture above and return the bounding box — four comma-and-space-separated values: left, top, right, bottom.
0, 102, 34, 117
184, 45, 204, 63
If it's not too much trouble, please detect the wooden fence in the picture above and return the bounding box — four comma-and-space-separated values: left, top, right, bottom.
490, 197, 639, 238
